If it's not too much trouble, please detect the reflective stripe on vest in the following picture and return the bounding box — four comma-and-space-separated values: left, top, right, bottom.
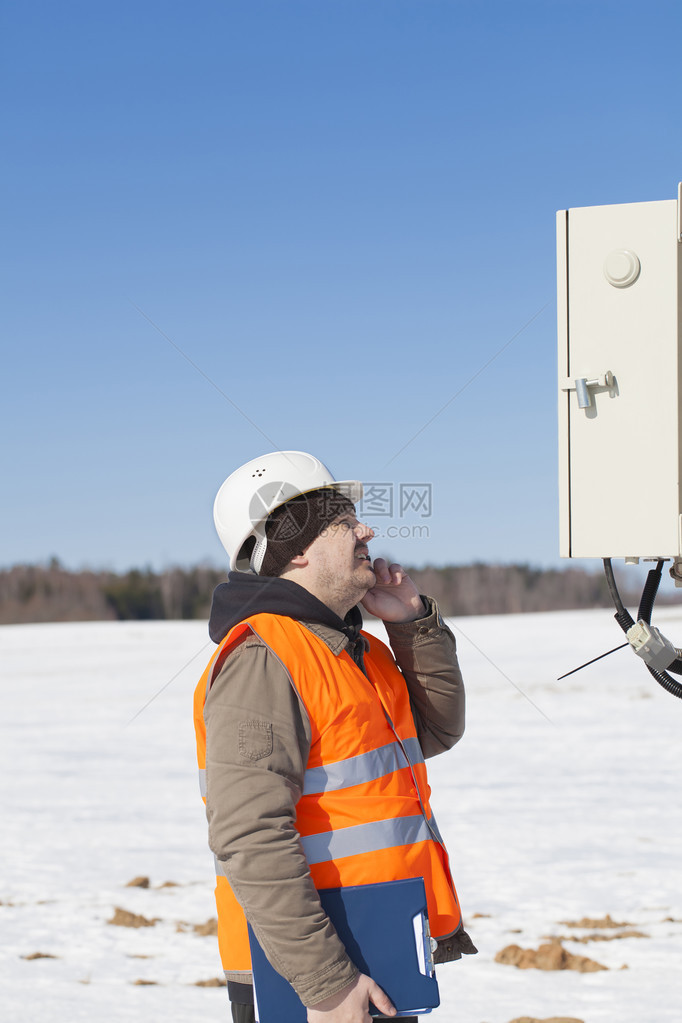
302, 735, 424, 795
301, 811, 443, 864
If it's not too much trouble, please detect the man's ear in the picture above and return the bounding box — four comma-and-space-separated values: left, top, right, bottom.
287, 552, 309, 567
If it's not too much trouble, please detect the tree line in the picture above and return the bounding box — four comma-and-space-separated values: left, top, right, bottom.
0, 558, 660, 625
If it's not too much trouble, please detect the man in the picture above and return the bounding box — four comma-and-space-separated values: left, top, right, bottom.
194, 451, 476, 1023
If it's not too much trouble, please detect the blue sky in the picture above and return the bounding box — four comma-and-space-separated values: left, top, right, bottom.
3, 0, 681, 572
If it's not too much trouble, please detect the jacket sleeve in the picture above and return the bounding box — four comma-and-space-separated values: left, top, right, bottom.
383, 596, 465, 758
203, 636, 359, 1006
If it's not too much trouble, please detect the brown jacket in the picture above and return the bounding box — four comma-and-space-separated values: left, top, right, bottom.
203, 594, 466, 1006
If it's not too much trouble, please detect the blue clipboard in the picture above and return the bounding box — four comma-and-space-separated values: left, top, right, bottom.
248, 877, 439, 1022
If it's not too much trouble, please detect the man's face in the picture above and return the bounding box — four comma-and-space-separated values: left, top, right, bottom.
305, 511, 376, 606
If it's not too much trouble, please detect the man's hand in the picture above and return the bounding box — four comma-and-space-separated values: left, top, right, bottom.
307, 972, 396, 1023
360, 559, 424, 623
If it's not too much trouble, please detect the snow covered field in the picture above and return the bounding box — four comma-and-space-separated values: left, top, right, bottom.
2, 608, 682, 1023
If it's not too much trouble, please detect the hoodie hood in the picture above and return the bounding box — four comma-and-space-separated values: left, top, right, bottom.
208, 572, 364, 646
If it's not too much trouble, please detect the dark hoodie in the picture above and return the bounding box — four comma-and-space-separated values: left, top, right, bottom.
208, 572, 369, 671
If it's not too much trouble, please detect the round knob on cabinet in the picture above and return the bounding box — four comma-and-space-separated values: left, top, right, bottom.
603, 249, 641, 288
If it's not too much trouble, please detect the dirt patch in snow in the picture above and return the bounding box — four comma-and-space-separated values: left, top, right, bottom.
559, 913, 632, 929
194, 977, 227, 987
21, 952, 59, 960
124, 875, 182, 889
495, 941, 607, 972
108, 907, 159, 928
176, 917, 218, 936
193, 917, 218, 936
125, 876, 150, 888
548, 929, 648, 943
507, 1017, 585, 1023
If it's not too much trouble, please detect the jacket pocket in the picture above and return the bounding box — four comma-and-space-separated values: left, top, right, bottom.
239, 719, 273, 761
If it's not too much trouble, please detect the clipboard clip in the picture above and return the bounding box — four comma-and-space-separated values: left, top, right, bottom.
412, 912, 436, 978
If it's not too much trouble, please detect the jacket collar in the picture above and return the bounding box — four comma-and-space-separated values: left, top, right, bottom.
208, 572, 365, 656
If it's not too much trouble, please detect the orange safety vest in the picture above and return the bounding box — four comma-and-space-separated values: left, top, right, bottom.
193, 612, 462, 975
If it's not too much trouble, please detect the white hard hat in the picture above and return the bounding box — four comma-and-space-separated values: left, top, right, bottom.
213, 450, 363, 573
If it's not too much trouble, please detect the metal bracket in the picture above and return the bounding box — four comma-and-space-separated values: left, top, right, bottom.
671, 555, 682, 589
560, 371, 615, 409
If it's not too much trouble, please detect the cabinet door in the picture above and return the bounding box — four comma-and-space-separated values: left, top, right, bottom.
558, 197, 681, 559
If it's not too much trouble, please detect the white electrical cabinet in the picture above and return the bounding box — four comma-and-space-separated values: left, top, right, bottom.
557, 185, 682, 560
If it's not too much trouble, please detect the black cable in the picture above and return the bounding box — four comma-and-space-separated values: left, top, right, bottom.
603, 558, 635, 632
603, 558, 682, 700
635, 560, 682, 675
646, 664, 682, 699
637, 560, 664, 624
557, 642, 628, 680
